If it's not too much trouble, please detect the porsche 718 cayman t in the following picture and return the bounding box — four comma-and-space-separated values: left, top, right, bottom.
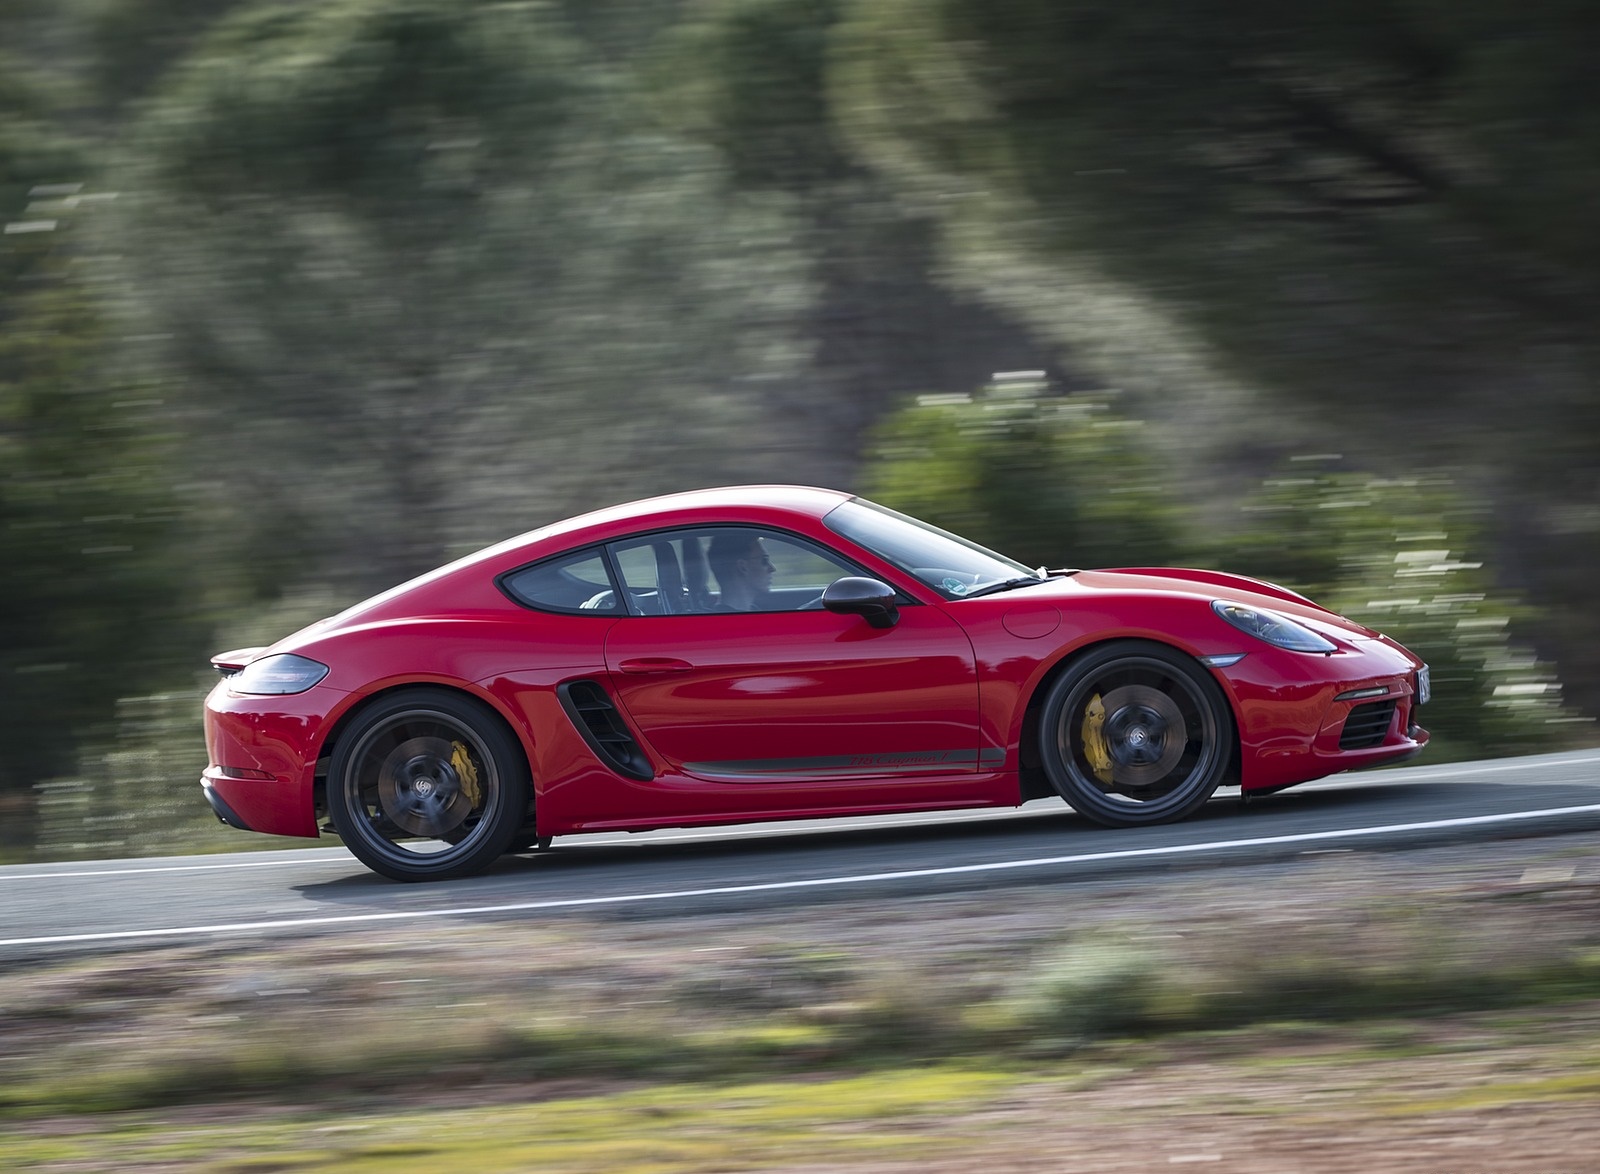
202, 486, 1430, 881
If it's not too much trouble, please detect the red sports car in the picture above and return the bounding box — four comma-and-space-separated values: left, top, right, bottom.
203, 486, 1430, 881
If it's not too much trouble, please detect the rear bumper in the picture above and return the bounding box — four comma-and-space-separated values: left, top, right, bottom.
201, 678, 350, 838
201, 778, 254, 831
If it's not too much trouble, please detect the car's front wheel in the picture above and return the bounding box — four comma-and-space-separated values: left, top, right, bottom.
327, 688, 530, 881
1039, 641, 1231, 826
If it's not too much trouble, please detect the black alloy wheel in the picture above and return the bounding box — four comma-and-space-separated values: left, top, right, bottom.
327, 688, 530, 881
1039, 640, 1232, 826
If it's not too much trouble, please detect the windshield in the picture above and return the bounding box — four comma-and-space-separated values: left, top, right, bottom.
823, 498, 1038, 599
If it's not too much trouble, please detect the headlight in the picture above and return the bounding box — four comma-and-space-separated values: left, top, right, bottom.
232, 653, 330, 695
1212, 601, 1338, 654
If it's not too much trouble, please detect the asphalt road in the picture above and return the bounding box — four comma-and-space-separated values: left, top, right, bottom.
3, 748, 1599, 954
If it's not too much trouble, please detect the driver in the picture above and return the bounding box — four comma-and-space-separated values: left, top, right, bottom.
706, 531, 775, 611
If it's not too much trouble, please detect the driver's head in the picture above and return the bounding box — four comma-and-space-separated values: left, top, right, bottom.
707, 531, 773, 609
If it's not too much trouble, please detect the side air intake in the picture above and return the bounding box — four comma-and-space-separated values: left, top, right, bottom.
557, 680, 654, 780
1339, 699, 1397, 750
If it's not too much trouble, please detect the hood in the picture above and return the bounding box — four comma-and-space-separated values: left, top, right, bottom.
1051, 567, 1381, 639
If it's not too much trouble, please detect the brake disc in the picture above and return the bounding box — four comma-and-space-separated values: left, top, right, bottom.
1097, 684, 1187, 788
376, 735, 474, 837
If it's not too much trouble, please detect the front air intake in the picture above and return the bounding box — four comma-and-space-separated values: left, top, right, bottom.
557, 680, 654, 780
1339, 699, 1397, 749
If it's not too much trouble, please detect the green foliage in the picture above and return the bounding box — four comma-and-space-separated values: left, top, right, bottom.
86, 0, 250, 107
146, 0, 580, 217
1220, 461, 1584, 758
650, 0, 1063, 496
120, 0, 812, 594
1001, 919, 1600, 1046
3, 0, 1599, 860
0, 38, 206, 822
864, 378, 1579, 758
659, 0, 847, 191
834, 0, 1600, 716
6, 903, 1600, 1118
0, 237, 203, 822
0, 43, 87, 291
1006, 938, 1173, 1039
835, 0, 1600, 415
31, 687, 241, 861
865, 375, 1182, 569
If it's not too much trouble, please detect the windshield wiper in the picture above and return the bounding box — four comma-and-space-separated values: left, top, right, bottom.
961, 568, 1080, 599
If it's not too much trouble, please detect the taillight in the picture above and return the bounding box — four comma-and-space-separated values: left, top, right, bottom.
231, 653, 330, 695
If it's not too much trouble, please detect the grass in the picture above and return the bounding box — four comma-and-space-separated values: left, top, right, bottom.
6, 1026, 1600, 1171
0, 1068, 1022, 1172
1383, 1069, 1600, 1115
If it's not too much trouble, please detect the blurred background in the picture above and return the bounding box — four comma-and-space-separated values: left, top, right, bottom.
3, 0, 1597, 862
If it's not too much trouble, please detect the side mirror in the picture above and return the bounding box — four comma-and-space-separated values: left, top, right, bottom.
822, 576, 899, 629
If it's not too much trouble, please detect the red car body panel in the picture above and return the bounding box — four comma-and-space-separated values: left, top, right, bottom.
203, 683, 346, 839
602, 608, 981, 774
202, 485, 1429, 843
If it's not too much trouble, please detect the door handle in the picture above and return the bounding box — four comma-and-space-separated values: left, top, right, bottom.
617, 657, 696, 675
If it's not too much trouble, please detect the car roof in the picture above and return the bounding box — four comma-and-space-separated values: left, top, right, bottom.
530, 484, 852, 545
321, 486, 855, 626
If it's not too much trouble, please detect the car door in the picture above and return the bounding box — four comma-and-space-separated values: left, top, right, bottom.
601, 526, 986, 785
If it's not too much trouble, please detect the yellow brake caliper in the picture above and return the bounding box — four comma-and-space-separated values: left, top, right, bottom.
451, 742, 483, 808
1080, 693, 1114, 784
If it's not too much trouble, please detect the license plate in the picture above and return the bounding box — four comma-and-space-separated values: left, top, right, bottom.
1416, 664, 1431, 705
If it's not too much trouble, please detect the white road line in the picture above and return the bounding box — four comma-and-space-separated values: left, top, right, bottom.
1352, 752, 1600, 782
0, 857, 348, 881
5, 803, 1600, 949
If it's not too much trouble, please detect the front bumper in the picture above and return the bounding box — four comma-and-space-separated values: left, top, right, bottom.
1216, 638, 1429, 792
201, 678, 351, 838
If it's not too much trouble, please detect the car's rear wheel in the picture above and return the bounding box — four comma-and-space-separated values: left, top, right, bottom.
328, 689, 529, 881
1039, 641, 1230, 826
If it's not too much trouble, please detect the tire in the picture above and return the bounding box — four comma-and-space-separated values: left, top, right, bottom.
327, 688, 530, 881
1039, 640, 1231, 827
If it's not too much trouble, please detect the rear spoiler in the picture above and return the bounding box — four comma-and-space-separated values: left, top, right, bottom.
210, 647, 266, 678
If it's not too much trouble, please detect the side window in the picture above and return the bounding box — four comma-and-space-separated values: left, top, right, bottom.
608, 528, 860, 614
608, 536, 699, 615
499, 549, 619, 614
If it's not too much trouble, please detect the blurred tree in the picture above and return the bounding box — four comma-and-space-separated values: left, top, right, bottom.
86, 0, 254, 109
32, 686, 223, 861
1220, 462, 1583, 759
836, 0, 1600, 432
6, 0, 1595, 863
115, 0, 812, 600
0, 36, 85, 292
0, 220, 201, 843
1, 15, 188, 844
651, 0, 1061, 487
864, 375, 1182, 569
833, 0, 1600, 720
